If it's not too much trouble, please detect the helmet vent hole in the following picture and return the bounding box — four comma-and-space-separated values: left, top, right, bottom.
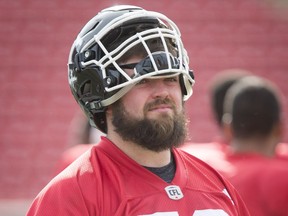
87, 22, 100, 35
156, 59, 162, 68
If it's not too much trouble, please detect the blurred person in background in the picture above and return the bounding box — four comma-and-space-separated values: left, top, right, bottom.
55, 111, 105, 173
220, 75, 288, 215
27, 5, 250, 215
66, 111, 103, 146
182, 69, 288, 164
181, 69, 249, 172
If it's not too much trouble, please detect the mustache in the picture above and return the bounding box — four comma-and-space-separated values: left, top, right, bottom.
144, 97, 176, 112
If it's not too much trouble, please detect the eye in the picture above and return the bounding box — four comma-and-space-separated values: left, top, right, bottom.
137, 79, 149, 85
165, 77, 178, 82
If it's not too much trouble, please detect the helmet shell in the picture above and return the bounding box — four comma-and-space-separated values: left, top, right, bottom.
68, 5, 195, 133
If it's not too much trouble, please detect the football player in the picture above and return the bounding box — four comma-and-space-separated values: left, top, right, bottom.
27, 5, 250, 215
220, 75, 288, 215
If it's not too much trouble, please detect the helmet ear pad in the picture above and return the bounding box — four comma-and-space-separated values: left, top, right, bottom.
76, 67, 105, 106
73, 66, 126, 133
73, 67, 108, 132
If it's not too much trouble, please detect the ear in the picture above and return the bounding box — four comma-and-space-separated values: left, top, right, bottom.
273, 120, 284, 142
105, 105, 113, 115
222, 113, 233, 143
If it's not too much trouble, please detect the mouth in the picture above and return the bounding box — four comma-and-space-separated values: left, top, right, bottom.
145, 98, 176, 114
148, 105, 173, 113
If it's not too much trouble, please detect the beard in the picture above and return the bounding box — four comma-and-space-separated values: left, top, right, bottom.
111, 97, 187, 152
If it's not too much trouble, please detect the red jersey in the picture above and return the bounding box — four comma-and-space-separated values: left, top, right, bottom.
223, 153, 288, 216
55, 144, 94, 173
27, 137, 249, 216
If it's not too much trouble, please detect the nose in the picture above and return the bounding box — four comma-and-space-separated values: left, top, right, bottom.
150, 79, 169, 98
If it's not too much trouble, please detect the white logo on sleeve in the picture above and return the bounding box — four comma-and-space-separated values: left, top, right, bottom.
193, 209, 229, 216
222, 188, 234, 205
165, 185, 184, 200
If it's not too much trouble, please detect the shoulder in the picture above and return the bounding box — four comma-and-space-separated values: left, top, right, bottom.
55, 144, 94, 173
175, 148, 232, 188
261, 158, 288, 185
27, 148, 98, 215
175, 147, 223, 173
174, 148, 250, 214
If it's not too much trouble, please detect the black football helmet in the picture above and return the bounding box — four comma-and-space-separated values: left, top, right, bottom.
68, 5, 195, 133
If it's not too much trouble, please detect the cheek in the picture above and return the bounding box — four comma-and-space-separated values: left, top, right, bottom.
172, 90, 184, 110
126, 101, 143, 114
121, 92, 146, 116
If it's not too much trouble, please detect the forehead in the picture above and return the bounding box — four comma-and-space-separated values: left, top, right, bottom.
124, 55, 143, 64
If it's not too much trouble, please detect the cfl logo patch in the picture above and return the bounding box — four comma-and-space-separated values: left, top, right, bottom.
165, 185, 184, 200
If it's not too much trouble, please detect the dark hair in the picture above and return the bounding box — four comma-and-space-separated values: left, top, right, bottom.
224, 76, 281, 139
209, 69, 248, 127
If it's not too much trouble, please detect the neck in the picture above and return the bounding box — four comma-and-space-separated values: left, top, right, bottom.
231, 136, 278, 157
